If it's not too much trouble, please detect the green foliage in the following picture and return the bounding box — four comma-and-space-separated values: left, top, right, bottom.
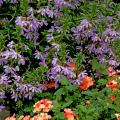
20, 0, 29, 15
23, 65, 48, 84
113, 39, 120, 59
75, 52, 85, 69
91, 59, 108, 75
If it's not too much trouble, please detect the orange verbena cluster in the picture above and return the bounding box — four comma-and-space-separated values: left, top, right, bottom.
64, 108, 75, 120
31, 113, 52, 120
79, 76, 94, 90
33, 99, 53, 113
106, 80, 118, 91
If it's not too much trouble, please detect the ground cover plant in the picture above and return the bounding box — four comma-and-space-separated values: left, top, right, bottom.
0, 0, 120, 120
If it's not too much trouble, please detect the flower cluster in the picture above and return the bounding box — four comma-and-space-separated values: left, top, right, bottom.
64, 108, 75, 120
106, 80, 118, 91
79, 76, 94, 90
72, 19, 120, 66
33, 99, 53, 113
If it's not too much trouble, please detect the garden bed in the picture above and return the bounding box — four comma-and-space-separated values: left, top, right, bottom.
0, 0, 120, 120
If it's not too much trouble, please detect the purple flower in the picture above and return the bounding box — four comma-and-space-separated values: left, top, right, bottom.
15, 17, 29, 27
54, 0, 64, 8
15, 15, 41, 40
7, 41, 14, 48
47, 34, 54, 42
0, 58, 8, 65
102, 29, 117, 37
2, 50, 11, 59
86, 44, 96, 53
9, 49, 19, 59
51, 65, 62, 73
13, 75, 21, 81
11, 89, 18, 101
80, 19, 91, 28
34, 50, 42, 60
0, 0, 4, 6
38, 8, 54, 18
106, 16, 113, 21
52, 58, 58, 66
18, 58, 25, 65
0, 105, 5, 112
3, 65, 16, 74
0, 74, 8, 84
91, 35, 101, 42
108, 59, 119, 66
61, 67, 76, 79
0, 91, 6, 99
52, 43, 60, 51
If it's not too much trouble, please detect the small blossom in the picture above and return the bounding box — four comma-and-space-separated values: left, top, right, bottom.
86, 100, 90, 105
79, 76, 94, 90
64, 108, 75, 120
106, 80, 117, 91
110, 95, 116, 101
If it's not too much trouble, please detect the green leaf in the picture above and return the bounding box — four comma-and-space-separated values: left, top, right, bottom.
91, 59, 108, 75
97, 79, 108, 85
61, 100, 73, 109
75, 52, 85, 68
60, 75, 70, 86
20, 0, 29, 15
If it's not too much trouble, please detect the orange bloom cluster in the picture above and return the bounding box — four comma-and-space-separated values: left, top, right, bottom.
106, 80, 117, 91
31, 113, 51, 120
64, 108, 75, 120
33, 99, 53, 113
16, 113, 51, 120
79, 76, 94, 90
18, 115, 30, 120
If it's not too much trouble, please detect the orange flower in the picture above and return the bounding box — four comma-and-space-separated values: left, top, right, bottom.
22, 116, 30, 120
110, 95, 116, 101
64, 108, 75, 120
118, 118, 120, 120
106, 80, 117, 91
31, 113, 52, 120
79, 76, 94, 90
33, 99, 53, 113
86, 100, 90, 105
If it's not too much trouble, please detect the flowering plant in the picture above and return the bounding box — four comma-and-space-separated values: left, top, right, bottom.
0, 0, 120, 120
